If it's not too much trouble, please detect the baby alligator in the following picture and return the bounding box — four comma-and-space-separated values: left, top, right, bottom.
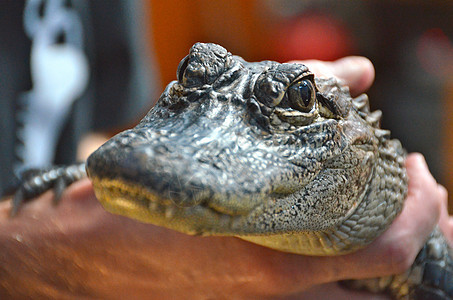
9, 43, 453, 299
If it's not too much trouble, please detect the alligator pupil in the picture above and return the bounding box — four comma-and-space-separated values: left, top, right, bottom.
287, 80, 313, 112
298, 81, 312, 107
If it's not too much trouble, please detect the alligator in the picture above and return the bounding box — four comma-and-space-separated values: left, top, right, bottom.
7, 43, 453, 299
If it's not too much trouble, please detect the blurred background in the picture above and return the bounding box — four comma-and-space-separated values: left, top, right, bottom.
1, 0, 452, 211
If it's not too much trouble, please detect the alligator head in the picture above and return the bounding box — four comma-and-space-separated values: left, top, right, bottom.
86, 43, 407, 255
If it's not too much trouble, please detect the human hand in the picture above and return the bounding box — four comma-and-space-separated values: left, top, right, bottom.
1, 57, 450, 299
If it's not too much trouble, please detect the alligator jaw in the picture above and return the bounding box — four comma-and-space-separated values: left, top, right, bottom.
90, 176, 239, 236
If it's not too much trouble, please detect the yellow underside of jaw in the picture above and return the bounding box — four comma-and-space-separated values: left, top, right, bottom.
90, 177, 238, 236
89, 177, 366, 256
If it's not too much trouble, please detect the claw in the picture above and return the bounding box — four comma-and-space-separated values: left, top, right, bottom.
53, 177, 67, 205
10, 188, 25, 217
4, 163, 87, 216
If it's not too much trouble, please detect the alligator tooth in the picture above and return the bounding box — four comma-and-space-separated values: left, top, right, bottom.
148, 201, 158, 211
366, 110, 382, 127
165, 206, 176, 219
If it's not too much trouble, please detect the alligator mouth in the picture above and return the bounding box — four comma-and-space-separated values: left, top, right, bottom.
90, 176, 241, 235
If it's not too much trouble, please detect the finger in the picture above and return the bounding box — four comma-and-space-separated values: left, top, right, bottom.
290, 56, 375, 96
405, 153, 437, 189
437, 184, 453, 246
293, 59, 337, 78
405, 154, 443, 236
330, 56, 375, 96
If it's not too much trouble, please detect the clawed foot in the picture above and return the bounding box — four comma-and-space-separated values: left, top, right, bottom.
1, 163, 87, 216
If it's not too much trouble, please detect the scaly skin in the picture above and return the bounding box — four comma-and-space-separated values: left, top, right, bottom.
82, 43, 451, 299
87, 43, 407, 255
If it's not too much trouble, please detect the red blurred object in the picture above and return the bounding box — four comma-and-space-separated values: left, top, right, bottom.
417, 28, 453, 78
273, 13, 355, 62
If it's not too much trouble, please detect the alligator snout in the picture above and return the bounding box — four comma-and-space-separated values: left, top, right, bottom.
86, 128, 215, 208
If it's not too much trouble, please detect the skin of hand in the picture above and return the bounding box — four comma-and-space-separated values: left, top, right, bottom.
1, 57, 451, 299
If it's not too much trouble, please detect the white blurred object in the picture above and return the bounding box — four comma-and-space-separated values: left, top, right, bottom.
18, 0, 89, 170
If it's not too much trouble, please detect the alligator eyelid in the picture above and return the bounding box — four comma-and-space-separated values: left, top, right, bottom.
290, 73, 315, 86
316, 92, 339, 115
177, 55, 190, 83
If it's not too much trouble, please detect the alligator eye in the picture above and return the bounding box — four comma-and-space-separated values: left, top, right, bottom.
287, 79, 316, 112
